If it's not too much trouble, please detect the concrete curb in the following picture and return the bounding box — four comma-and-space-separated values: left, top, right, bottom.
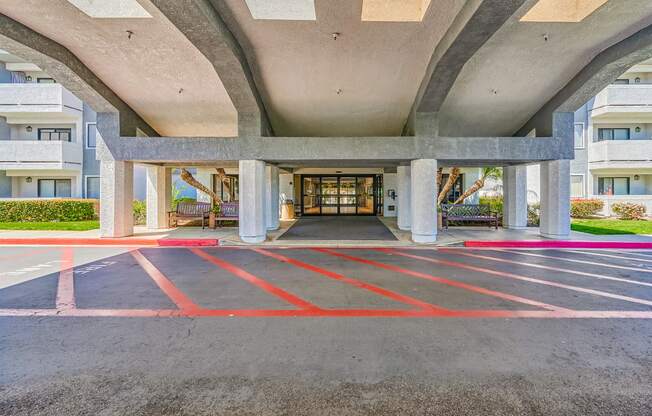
464, 240, 652, 249
0, 238, 219, 247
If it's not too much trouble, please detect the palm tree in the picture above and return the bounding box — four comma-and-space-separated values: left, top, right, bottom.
451, 167, 502, 205
437, 167, 461, 205
178, 167, 234, 205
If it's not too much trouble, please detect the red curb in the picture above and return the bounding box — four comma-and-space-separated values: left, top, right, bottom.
464, 240, 652, 249
0, 238, 219, 247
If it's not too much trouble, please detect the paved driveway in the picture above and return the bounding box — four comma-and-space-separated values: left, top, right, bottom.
1, 246, 651, 415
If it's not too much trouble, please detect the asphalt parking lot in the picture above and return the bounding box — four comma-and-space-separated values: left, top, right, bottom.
1, 246, 652, 415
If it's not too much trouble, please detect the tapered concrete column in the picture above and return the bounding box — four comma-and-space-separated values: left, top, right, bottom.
146, 165, 171, 230
539, 160, 571, 239
239, 160, 266, 243
503, 165, 528, 229
100, 160, 134, 237
410, 159, 438, 243
397, 166, 411, 230
265, 165, 280, 231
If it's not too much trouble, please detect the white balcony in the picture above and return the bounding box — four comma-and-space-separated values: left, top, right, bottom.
0, 140, 83, 171
0, 83, 83, 122
590, 85, 652, 122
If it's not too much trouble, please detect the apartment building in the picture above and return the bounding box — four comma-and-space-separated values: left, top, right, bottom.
0, 50, 99, 199
521, 59, 652, 216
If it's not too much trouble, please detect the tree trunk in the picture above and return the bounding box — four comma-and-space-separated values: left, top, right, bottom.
436, 167, 443, 191
215, 168, 234, 201
453, 178, 485, 205
179, 168, 222, 204
437, 167, 460, 205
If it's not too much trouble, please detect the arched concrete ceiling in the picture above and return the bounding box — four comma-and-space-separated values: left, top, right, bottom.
438, 0, 652, 137
220, 0, 466, 137
0, 0, 237, 137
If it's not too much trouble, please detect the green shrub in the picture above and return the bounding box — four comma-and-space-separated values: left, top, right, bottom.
612, 202, 646, 220
528, 203, 540, 226
133, 200, 146, 225
479, 195, 503, 215
0, 199, 96, 222
570, 198, 604, 218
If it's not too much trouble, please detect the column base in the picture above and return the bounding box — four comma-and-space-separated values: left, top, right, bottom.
398, 224, 411, 231
240, 235, 266, 244
412, 233, 437, 243
267, 223, 280, 231
504, 225, 528, 230
539, 232, 570, 240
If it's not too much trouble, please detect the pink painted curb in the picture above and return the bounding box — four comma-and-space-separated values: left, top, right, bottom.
464, 240, 652, 249
0, 238, 219, 247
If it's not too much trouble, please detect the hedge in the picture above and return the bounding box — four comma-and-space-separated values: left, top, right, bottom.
612, 202, 646, 220
0, 199, 97, 222
570, 198, 604, 218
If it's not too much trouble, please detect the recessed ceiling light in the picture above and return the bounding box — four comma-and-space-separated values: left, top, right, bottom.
66, 0, 152, 18
361, 0, 432, 22
244, 0, 316, 21
521, 0, 608, 23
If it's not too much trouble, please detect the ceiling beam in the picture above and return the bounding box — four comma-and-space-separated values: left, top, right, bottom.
407, 0, 528, 135
150, 0, 273, 137
516, 23, 652, 137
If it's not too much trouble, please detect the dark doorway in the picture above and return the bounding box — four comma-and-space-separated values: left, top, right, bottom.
301, 175, 377, 216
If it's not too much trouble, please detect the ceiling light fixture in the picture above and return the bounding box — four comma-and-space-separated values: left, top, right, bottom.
126, 30, 134, 40
332, 32, 340, 40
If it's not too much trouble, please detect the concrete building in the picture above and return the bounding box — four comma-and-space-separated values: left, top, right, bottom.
0, 50, 100, 199
495, 59, 652, 217
2, 1, 652, 242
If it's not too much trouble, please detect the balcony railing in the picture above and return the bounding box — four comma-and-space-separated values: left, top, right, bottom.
590, 85, 652, 120
0, 83, 83, 116
0, 140, 83, 170
589, 140, 652, 164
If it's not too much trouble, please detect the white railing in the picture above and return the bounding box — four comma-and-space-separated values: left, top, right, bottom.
0, 83, 82, 114
0, 140, 82, 170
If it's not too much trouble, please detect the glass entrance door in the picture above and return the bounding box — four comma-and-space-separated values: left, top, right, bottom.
301, 175, 377, 215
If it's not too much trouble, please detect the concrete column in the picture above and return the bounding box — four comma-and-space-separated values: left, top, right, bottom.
146, 165, 171, 229
239, 160, 266, 243
397, 165, 411, 230
539, 160, 570, 239
410, 159, 438, 243
100, 160, 134, 237
502, 165, 528, 229
265, 164, 280, 230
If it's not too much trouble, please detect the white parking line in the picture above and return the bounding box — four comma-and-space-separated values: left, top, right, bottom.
500, 249, 652, 274
568, 250, 652, 264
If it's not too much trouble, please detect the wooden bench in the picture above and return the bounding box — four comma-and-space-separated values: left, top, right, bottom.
215, 202, 239, 227
441, 204, 499, 230
168, 201, 211, 229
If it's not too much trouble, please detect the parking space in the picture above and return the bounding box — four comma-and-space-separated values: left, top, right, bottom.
1, 246, 652, 319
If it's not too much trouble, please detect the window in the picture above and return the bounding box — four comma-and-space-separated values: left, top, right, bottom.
439, 174, 464, 203
37, 77, 56, 84
598, 177, 630, 196
86, 123, 97, 148
86, 176, 100, 199
213, 175, 239, 202
598, 128, 630, 141
574, 123, 584, 149
613, 79, 630, 85
570, 175, 584, 197
38, 128, 72, 142
38, 179, 72, 198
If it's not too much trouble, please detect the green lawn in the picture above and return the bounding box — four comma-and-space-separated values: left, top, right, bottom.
0, 220, 100, 231
571, 219, 652, 235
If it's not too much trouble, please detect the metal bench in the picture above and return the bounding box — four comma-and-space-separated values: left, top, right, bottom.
215, 202, 239, 227
441, 204, 499, 230
168, 201, 211, 229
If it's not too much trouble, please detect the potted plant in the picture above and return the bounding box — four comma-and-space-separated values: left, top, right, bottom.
209, 204, 220, 229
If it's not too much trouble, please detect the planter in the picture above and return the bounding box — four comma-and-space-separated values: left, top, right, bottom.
208, 212, 216, 229
437, 212, 443, 230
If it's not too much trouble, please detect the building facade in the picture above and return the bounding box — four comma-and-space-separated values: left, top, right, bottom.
0, 50, 99, 199
522, 59, 652, 216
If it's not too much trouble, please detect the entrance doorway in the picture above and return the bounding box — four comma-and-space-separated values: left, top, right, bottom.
301, 175, 377, 215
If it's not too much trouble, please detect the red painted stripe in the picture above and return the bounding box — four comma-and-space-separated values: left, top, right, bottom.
1, 308, 652, 319
131, 250, 201, 311
55, 247, 75, 310
437, 249, 652, 307
253, 248, 449, 313
189, 248, 319, 311
314, 248, 563, 311
464, 240, 652, 249
0, 238, 218, 247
